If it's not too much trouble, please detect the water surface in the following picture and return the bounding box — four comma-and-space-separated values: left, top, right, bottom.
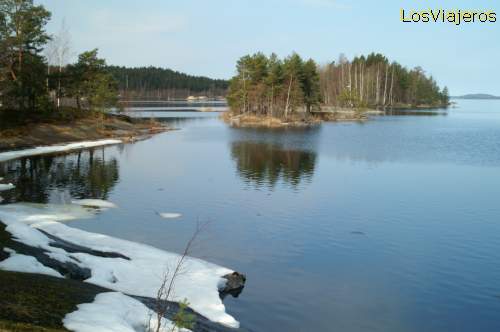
1, 100, 500, 332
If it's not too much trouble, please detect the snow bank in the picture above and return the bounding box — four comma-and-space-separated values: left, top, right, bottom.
158, 212, 182, 219
0, 248, 62, 277
0, 139, 122, 163
0, 202, 238, 328
63, 292, 181, 332
71, 199, 117, 209
0, 183, 15, 191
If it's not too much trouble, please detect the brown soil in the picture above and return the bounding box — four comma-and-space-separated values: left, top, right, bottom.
0, 114, 168, 152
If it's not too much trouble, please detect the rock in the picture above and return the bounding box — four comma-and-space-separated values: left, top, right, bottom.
220, 272, 246, 299
37, 229, 130, 260
135, 296, 250, 332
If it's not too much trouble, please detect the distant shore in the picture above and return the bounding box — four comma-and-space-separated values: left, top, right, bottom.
0, 114, 168, 152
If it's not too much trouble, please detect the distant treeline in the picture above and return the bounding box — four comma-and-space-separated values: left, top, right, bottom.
107, 66, 229, 100
227, 52, 449, 119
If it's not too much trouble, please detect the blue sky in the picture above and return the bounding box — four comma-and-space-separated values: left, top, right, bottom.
38, 0, 499, 95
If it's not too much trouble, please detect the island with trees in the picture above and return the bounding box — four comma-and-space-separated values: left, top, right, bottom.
225, 52, 450, 127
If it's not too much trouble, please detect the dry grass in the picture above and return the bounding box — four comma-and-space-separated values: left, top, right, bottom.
221, 112, 320, 128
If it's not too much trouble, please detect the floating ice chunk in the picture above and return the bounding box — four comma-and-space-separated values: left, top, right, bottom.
158, 212, 182, 219
0, 202, 239, 328
0, 203, 95, 225
0, 183, 15, 191
0, 248, 62, 278
63, 292, 179, 332
0, 139, 122, 163
71, 199, 117, 209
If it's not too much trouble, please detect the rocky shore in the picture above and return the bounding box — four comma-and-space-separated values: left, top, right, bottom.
221, 107, 367, 128
0, 219, 247, 332
0, 114, 168, 152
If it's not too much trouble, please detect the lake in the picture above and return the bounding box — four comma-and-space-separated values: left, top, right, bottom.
1, 99, 500, 332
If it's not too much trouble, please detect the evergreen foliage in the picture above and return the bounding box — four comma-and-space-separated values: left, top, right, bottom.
227, 52, 449, 119
227, 52, 321, 118
107, 66, 228, 99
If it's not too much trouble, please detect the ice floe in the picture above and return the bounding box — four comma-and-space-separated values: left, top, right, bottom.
0, 203, 96, 225
0, 202, 239, 328
0, 183, 15, 191
63, 292, 179, 332
0, 139, 122, 163
71, 199, 117, 209
158, 212, 182, 219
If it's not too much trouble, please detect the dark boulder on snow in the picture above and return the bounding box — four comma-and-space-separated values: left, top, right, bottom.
220, 272, 246, 299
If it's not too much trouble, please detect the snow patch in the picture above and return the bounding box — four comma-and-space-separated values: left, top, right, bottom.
0, 203, 239, 328
71, 199, 117, 209
0, 183, 15, 191
0, 248, 62, 277
0, 139, 122, 163
63, 292, 182, 332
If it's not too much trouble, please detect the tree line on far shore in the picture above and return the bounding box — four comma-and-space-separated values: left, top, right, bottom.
107, 66, 228, 100
227, 52, 449, 118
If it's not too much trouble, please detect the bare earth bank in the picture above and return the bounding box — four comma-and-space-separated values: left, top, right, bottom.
0, 114, 168, 152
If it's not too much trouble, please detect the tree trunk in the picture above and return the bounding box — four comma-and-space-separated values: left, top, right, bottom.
389, 65, 394, 106
375, 64, 380, 106
285, 75, 293, 119
382, 63, 388, 106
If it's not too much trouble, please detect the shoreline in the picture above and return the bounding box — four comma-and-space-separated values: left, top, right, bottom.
0, 203, 246, 332
222, 103, 449, 128
221, 108, 366, 128
0, 114, 169, 152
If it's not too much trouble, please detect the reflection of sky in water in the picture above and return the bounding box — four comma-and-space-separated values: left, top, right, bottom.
1, 99, 500, 332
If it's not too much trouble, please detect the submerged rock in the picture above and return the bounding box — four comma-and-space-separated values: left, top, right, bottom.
37, 229, 130, 260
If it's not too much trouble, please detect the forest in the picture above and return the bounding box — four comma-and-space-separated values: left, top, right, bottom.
227, 52, 450, 119
107, 66, 229, 100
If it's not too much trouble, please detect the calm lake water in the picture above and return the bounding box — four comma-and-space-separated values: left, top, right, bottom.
1, 99, 500, 332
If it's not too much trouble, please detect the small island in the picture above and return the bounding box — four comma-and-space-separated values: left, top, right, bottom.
224, 53, 450, 127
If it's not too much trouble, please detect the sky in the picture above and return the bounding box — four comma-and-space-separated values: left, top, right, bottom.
38, 0, 499, 95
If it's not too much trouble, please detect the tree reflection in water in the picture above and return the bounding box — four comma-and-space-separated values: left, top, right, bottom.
0, 148, 119, 204
231, 141, 316, 189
